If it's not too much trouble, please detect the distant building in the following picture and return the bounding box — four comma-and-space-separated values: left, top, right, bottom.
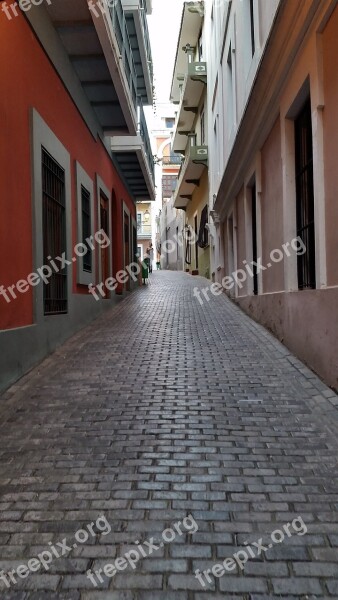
136, 201, 152, 262
152, 107, 183, 270
170, 1, 210, 279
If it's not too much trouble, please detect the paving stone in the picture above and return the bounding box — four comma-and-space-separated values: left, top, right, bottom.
170, 544, 212, 558
292, 562, 338, 576
137, 593, 188, 600
219, 576, 268, 593
265, 545, 310, 561
195, 596, 246, 600
62, 574, 109, 590
0, 271, 337, 598
327, 581, 338, 595
0, 575, 61, 591
81, 594, 135, 600
312, 547, 338, 561
26, 594, 80, 600
272, 577, 324, 595
249, 596, 321, 600
168, 573, 215, 591
113, 573, 163, 589
141, 558, 188, 572
0, 594, 27, 600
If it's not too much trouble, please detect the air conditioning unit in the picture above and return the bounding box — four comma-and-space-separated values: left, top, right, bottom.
189, 62, 207, 80
191, 145, 208, 165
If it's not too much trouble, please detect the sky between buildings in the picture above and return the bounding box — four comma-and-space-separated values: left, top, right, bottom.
147, 0, 184, 122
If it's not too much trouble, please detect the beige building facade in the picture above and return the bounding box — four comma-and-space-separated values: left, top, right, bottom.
152, 108, 183, 270
136, 201, 152, 262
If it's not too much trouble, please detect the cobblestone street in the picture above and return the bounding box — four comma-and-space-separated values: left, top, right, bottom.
0, 271, 338, 600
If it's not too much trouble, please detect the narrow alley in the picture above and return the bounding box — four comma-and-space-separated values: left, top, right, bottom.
0, 271, 337, 599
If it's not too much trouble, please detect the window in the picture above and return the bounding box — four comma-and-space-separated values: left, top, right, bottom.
200, 107, 205, 145
76, 163, 94, 285
194, 215, 199, 269
198, 31, 203, 61
81, 186, 92, 273
162, 174, 177, 198
137, 212, 142, 231
198, 205, 209, 248
176, 226, 179, 261
251, 182, 258, 295
228, 215, 235, 285
124, 212, 130, 290
42, 148, 67, 315
227, 44, 234, 134
188, 133, 197, 148
165, 118, 175, 129
100, 193, 110, 297
249, 0, 255, 57
133, 226, 138, 263
295, 98, 316, 290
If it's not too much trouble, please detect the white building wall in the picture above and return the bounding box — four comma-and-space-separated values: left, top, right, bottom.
160, 199, 185, 271
205, 0, 281, 276
206, 0, 281, 196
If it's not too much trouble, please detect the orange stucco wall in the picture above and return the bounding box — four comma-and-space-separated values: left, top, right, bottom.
0, 13, 135, 330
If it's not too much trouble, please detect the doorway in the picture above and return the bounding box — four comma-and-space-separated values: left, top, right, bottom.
100, 193, 110, 298
124, 212, 130, 291
251, 182, 258, 295
228, 215, 235, 297
194, 214, 199, 271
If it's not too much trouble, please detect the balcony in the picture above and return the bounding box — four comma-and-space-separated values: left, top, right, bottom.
112, 105, 155, 201
28, 0, 139, 136
172, 61, 207, 153
137, 223, 152, 239
108, 0, 138, 110
174, 141, 208, 209
161, 155, 183, 166
122, 0, 154, 104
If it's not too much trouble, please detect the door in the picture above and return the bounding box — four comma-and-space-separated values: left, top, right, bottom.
124, 212, 130, 291
228, 215, 235, 297
100, 193, 110, 298
194, 215, 199, 271
251, 183, 258, 295
295, 99, 316, 289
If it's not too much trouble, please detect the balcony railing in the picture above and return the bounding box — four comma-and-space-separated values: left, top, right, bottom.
108, 0, 138, 110
138, 105, 155, 181
139, 0, 154, 84
121, 0, 153, 101
137, 223, 152, 237
162, 155, 183, 165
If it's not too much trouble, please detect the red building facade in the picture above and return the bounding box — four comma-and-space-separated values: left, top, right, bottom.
0, 0, 155, 391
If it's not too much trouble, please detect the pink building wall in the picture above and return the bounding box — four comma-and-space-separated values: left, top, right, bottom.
226, 5, 338, 390
260, 119, 284, 294
323, 7, 338, 287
